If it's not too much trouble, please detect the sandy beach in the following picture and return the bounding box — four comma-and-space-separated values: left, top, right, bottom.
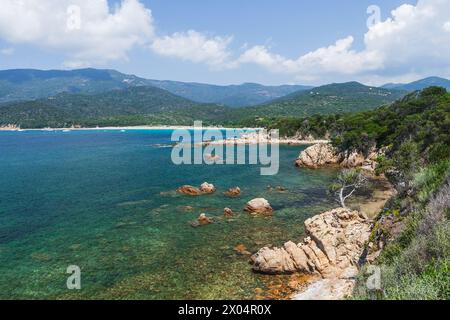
0, 125, 262, 132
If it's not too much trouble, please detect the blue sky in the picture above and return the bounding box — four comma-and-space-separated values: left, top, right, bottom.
1, 0, 449, 86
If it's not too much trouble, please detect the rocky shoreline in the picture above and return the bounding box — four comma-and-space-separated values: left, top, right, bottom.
198, 132, 330, 146
295, 142, 382, 172
251, 208, 372, 299
173, 142, 394, 300
249, 142, 395, 300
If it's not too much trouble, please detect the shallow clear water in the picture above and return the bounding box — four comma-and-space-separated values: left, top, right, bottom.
0, 130, 337, 299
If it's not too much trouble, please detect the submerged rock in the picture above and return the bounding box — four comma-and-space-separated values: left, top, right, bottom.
199, 182, 216, 194
234, 244, 252, 256
244, 198, 274, 215
178, 205, 194, 212
191, 213, 213, 227
177, 185, 203, 196
224, 187, 241, 197
177, 182, 216, 196
224, 207, 234, 217
251, 208, 371, 278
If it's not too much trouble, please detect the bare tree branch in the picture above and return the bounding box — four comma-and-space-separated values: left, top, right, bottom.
331, 169, 368, 208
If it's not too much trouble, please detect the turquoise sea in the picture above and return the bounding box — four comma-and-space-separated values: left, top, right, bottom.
0, 130, 337, 299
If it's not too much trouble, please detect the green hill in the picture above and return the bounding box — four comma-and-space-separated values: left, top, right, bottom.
0, 69, 140, 103
0, 86, 229, 128
222, 82, 407, 124
0, 81, 410, 129
382, 76, 450, 92
0, 68, 309, 107
145, 80, 312, 107
263, 87, 450, 300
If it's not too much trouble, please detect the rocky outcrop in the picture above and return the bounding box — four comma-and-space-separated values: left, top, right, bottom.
341, 150, 380, 171
296, 143, 382, 171
199, 132, 330, 146
295, 143, 342, 168
251, 208, 371, 279
200, 182, 216, 194
234, 244, 252, 256
177, 182, 216, 196
197, 213, 213, 226
224, 207, 234, 217
244, 198, 274, 215
0, 124, 20, 131
176, 185, 202, 196
292, 277, 356, 300
224, 187, 241, 197
189, 213, 213, 227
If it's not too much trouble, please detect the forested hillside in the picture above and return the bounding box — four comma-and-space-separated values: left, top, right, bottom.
0, 68, 308, 107
263, 87, 450, 299
221, 82, 406, 123
0, 86, 228, 128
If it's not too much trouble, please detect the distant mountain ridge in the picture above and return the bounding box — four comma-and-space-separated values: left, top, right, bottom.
0, 81, 410, 129
0, 86, 229, 128
144, 80, 312, 107
0, 68, 310, 107
221, 81, 407, 124
382, 76, 450, 91
4, 69, 446, 129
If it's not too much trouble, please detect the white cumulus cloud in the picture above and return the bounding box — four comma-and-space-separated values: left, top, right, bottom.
151, 30, 235, 69
0, 0, 448, 84
443, 21, 450, 32
0, 0, 154, 66
238, 36, 383, 81
237, 0, 450, 84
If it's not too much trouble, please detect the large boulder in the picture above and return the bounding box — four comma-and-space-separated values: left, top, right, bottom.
197, 213, 213, 226
224, 187, 241, 197
295, 143, 341, 168
176, 185, 202, 196
251, 208, 371, 278
200, 182, 216, 194
177, 182, 216, 196
244, 198, 274, 215
224, 207, 234, 217
296, 143, 382, 171
340, 151, 366, 168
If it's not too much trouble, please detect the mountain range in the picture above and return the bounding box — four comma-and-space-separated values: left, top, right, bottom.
0, 68, 309, 107
0, 68, 448, 128
221, 82, 406, 124
381, 76, 450, 91
0, 86, 228, 128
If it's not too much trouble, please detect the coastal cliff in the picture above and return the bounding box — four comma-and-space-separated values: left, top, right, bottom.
251, 208, 372, 299
295, 143, 381, 172
255, 87, 450, 300
251, 142, 395, 299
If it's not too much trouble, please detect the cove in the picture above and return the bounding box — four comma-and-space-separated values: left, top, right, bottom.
0, 129, 337, 299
